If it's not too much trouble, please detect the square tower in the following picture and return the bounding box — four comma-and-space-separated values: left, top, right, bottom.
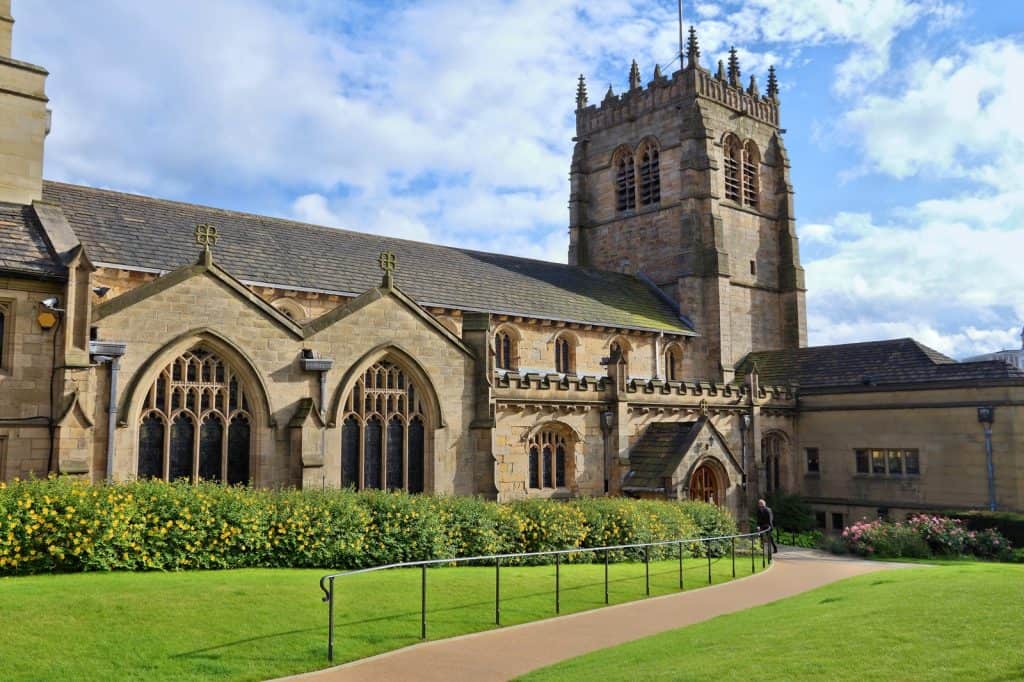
568, 29, 806, 381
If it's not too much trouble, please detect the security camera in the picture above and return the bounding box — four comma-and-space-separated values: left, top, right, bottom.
40, 296, 64, 311
92, 286, 111, 298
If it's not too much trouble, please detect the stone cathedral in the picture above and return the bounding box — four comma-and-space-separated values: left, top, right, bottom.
2, 4, 1022, 527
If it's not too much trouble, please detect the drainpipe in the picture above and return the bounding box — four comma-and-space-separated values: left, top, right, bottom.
90, 340, 127, 482
977, 406, 996, 511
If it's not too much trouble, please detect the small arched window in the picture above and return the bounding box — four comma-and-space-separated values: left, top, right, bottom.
742, 140, 760, 208
664, 345, 682, 381
723, 135, 742, 203
0, 300, 8, 371
271, 297, 307, 322
615, 153, 636, 212
137, 347, 252, 484
609, 338, 630, 376
528, 429, 570, 490
495, 329, 516, 370
554, 335, 574, 374
638, 145, 660, 206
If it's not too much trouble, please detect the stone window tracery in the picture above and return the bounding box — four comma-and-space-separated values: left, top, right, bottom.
340, 361, 427, 493
137, 348, 252, 484
528, 429, 570, 490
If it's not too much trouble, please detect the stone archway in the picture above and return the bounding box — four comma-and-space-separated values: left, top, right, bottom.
689, 461, 725, 505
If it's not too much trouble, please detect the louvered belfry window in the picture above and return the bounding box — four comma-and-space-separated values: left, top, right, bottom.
137, 348, 251, 484
742, 140, 760, 208
638, 147, 660, 206
724, 135, 741, 202
340, 361, 427, 493
616, 155, 636, 212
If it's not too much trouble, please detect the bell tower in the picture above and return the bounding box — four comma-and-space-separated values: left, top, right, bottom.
568, 27, 806, 381
0, 0, 50, 205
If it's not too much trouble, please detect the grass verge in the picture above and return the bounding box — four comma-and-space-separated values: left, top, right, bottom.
0, 551, 762, 681
519, 562, 1024, 681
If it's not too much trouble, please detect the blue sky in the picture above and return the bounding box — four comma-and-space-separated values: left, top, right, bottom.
13, 0, 1024, 358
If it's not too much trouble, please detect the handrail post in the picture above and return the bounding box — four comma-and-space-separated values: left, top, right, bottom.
751, 534, 755, 574
327, 577, 335, 662
644, 545, 650, 596
762, 532, 766, 568
555, 553, 561, 614
678, 541, 683, 590
706, 540, 712, 585
731, 536, 736, 578
421, 565, 427, 640
495, 557, 501, 626
604, 549, 609, 605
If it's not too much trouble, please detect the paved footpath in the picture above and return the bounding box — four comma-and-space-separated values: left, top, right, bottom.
283, 548, 916, 682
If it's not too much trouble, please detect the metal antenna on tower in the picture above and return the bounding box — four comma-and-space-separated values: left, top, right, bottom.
678, 0, 684, 63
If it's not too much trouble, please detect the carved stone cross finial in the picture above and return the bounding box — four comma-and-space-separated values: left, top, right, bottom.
378, 251, 396, 288
698, 398, 709, 417
195, 223, 219, 249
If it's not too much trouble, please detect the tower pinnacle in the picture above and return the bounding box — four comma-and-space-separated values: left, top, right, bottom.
576, 74, 588, 110
628, 59, 641, 90
686, 26, 700, 69
766, 65, 779, 100
727, 47, 741, 87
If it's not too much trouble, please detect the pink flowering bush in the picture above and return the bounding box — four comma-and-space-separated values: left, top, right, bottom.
840, 514, 1013, 560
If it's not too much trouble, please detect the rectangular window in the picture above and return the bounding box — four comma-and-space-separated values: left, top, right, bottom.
904, 449, 920, 475
855, 449, 869, 474
871, 449, 886, 475
887, 449, 903, 475
805, 447, 820, 474
814, 511, 826, 529
749, 260, 757, 275
831, 513, 844, 531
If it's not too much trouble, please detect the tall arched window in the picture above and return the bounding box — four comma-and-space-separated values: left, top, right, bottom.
554, 336, 574, 374
528, 429, 570, 490
615, 153, 636, 212
742, 140, 760, 208
723, 135, 742, 203
136, 347, 252, 484
762, 433, 784, 494
340, 361, 428, 493
495, 329, 516, 370
638, 144, 660, 206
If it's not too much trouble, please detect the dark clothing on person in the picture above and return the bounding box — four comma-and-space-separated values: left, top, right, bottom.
757, 505, 779, 553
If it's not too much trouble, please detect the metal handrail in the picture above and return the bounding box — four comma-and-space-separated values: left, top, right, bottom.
318, 527, 773, 661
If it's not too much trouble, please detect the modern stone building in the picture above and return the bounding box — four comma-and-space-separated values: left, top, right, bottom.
1, 5, 1021, 527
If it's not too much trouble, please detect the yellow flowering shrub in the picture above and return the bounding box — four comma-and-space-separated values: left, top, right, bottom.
0, 477, 738, 575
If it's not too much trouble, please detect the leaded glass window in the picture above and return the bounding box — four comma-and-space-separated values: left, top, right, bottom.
527, 429, 570, 490
136, 347, 253, 484
340, 360, 430, 492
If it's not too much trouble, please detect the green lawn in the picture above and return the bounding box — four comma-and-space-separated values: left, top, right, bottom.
0, 552, 760, 681
520, 562, 1024, 681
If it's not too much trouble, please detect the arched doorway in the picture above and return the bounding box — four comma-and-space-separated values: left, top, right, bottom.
761, 433, 785, 493
689, 462, 723, 505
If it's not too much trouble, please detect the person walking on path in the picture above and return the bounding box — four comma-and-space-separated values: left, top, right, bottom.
757, 498, 779, 554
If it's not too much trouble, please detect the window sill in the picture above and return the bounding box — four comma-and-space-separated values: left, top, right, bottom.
804, 472, 820, 478
853, 474, 921, 480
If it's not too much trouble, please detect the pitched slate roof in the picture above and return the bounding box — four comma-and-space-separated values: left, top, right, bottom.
41, 181, 694, 335
737, 338, 1024, 390
622, 420, 704, 491
0, 201, 64, 279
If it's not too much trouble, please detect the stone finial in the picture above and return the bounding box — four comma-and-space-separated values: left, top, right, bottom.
727, 46, 741, 87
575, 74, 588, 110
716, 59, 726, 81
603, 83, 616, 102
194, 223, 218, 265
378, 250, 396, 288
747, 74, 759, 97
628, 59, 641, 90
767, 65, 779, 100
653, 63, 664, 81
686, 25, 700, 68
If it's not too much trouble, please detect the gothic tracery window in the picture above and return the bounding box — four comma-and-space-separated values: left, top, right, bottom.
638, 145, 660, 206
528, 429, 570, 490
137, 348, 252, 484
340, 361, 428, 493
615, 153, 636, 212
723, 135, 742, 203
495, 329, 516, 370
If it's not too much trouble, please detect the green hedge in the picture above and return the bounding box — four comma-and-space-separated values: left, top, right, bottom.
943, 510, 1024, 548
0, 477, 737, 575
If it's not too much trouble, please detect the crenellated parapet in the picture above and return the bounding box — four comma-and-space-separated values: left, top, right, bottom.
575, 26, 780, 137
